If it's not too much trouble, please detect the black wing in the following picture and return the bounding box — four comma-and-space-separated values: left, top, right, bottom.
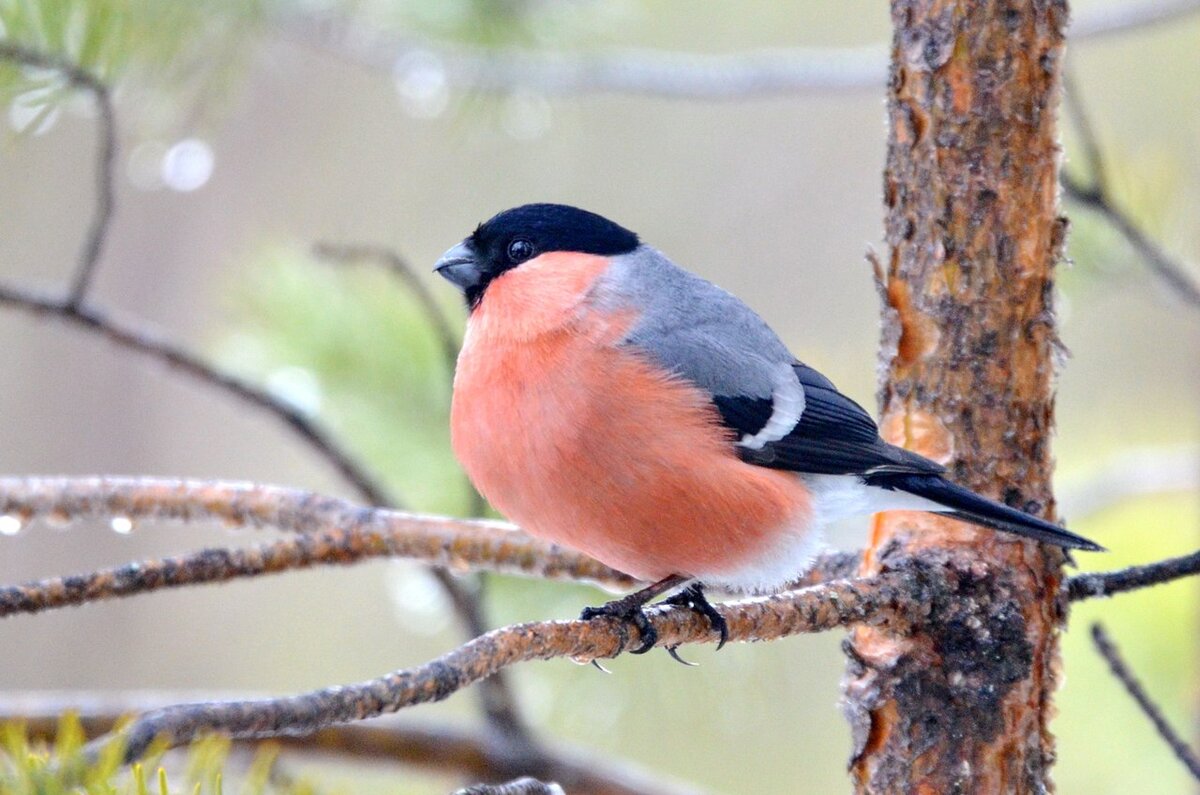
719, 363, 944, 477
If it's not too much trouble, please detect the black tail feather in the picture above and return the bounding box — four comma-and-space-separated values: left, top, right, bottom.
867, 472, 1104, 552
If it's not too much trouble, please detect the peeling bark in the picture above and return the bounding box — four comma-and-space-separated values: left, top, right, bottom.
843, 1, 1071, 792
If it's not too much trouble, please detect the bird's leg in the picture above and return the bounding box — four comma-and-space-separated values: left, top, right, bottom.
580, 574, 687, 655
662, 582, 729, 652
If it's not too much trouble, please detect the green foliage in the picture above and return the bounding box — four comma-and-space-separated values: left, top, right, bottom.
0, 715, 314, 794
217, 245, 475, 515
379, 0, 620, 48
0, 0, 265, 134
1062, 141, 1198, 294
0, 0, 622, 138
0, 0, 262, 78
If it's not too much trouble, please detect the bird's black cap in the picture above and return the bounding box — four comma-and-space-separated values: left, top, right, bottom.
471, 203, 639, 259
435, 203, 639, 309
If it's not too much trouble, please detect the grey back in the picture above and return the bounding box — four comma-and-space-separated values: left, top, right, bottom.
588, 246, 796, 402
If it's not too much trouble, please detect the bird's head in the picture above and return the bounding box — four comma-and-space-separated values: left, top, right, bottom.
434, 203, 639, 309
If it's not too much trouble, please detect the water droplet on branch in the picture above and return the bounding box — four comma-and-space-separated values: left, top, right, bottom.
265, 366, 323, 417
0, 515, 24, 536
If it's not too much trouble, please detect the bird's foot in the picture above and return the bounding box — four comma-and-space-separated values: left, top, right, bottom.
579, 574, 686, 658
662, 583, 729, 652
580, 594, 660, 655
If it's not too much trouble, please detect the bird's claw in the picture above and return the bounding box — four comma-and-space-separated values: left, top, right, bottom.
580, 598, 658, 654
665, 645, 699, 666
663, 583, 729, 651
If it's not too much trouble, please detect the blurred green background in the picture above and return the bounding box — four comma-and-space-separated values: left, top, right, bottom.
0, 1, 1197, 792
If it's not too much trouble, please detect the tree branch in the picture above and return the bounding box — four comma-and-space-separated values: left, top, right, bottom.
1069, 0, 1200, 39
1068, 550, 1200, 600
1090, 624, 1200, 781
288, 14, 886, 98
0, 41, 116, 306
2, 476, 1196, 774
0, 476, 635, 591
1061, 72, 1200, 307
284, 0, 1200, 100
3, 693, 695, 795
0, 477, 864, 618
1062, 173, 1200, 307
0, 524, 600, 620
0, 286, 398, 506
2, 475, 1194, 609
89, 572, 911, 765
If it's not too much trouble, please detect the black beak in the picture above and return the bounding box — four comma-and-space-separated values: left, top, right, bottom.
434, 242, 484, 290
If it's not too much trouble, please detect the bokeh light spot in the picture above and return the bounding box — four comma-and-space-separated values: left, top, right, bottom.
161, 138, 215, 192
393, 50, 450, 119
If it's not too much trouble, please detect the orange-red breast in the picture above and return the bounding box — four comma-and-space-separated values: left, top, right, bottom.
435, 203, 1101, 654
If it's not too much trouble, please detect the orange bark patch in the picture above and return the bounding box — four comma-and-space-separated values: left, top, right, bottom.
886, 279, 940, 367
943, 45, 974, 116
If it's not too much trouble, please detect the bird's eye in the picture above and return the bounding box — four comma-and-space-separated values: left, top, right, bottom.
507, 238, 535, 263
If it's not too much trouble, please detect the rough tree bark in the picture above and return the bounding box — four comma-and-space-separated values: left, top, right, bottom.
842, 1, 1072, 792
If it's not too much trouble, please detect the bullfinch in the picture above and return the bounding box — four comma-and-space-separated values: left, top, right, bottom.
435, 203, 1101, 656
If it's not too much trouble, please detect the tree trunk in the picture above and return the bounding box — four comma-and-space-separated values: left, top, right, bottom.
842, 1, 1071, 792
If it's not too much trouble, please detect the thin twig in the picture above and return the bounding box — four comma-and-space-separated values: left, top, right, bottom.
1068, 550, 1200, 600
0, 41, 116, 306
0, 476, 863, 618
1061, 75, 1200, 307
0, 476, 635, 597
1090, 624, 1200, 781
312, 242, 461, 369
5, 476, 1198, 606
1062, 174, 1200, 306
0, 285, 397, 506
3, 693, 695, 795
0, 528, 604, 620
310, 241, 488, 517
285, 0, 1200, 100
88, 572, 911, 764
1070, 0, 1200, 39
1061, 69, 1108, 195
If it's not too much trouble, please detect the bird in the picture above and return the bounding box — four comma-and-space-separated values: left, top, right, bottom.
434, 203, 1101, 658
